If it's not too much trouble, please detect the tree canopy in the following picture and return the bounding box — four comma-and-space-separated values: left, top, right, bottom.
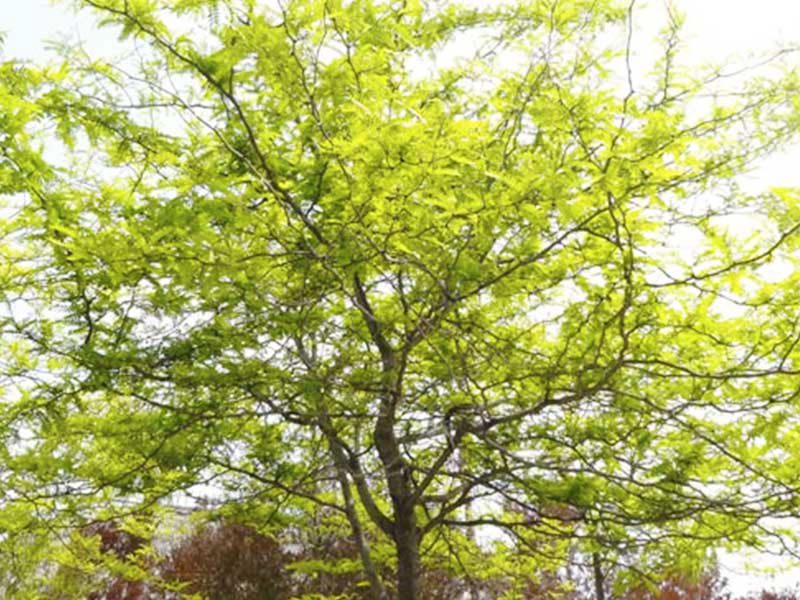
3, 1, 800, 598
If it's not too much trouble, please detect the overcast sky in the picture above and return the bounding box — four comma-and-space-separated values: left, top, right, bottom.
7, 0, 800, 63
4, 0, 800, 593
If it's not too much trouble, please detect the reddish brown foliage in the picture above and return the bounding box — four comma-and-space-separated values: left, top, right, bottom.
87, 579, 151, 600
82, 522, 144, 560
161, 523, 290, 600
625, 575, 724, 600
82, 522, 152, 600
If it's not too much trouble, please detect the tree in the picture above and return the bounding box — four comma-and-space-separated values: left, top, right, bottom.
4, 0, 800, 598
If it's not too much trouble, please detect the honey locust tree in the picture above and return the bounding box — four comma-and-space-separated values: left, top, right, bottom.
5, 0, 800, 598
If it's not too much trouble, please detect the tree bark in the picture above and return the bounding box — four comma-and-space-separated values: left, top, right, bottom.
375, 412, 421, 599
593, 551, 606, 600
394, 500, 421, 600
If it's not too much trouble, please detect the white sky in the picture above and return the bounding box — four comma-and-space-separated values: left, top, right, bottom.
3, 0, 800, 594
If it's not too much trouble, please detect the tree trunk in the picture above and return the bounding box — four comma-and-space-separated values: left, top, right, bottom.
395, 502, 421, 600
593, 551, 606, 600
